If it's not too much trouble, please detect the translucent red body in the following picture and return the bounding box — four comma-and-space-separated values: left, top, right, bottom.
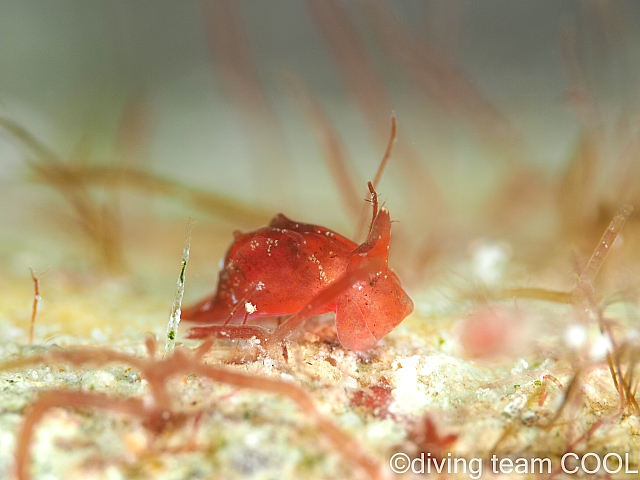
182, 208, 413, 350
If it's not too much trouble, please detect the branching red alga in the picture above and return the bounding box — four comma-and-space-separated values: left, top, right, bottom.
2, 337, 385, 480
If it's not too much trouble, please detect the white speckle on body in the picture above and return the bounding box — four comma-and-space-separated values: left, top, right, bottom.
308, 254, 328, 283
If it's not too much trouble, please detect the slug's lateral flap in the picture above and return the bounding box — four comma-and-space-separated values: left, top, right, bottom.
334, 208, 414, 351
335, 295, 377, 351
335, 269, 413, 351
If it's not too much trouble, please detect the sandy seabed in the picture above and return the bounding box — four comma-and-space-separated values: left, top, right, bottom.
1, 219, 639, 480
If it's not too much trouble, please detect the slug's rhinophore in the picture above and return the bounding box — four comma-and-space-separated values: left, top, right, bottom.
182, 207, 413, 351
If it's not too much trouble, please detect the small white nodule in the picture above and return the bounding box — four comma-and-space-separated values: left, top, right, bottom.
245, 302, 257, 314
564, 324, 588, 349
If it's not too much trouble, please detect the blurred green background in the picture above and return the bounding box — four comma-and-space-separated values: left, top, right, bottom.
1, 0, 639, 290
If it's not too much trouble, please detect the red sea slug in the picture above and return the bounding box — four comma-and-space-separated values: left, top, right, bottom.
182, 207, 413, 351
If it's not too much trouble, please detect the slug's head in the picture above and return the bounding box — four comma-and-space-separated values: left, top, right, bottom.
335, 208, 414, 351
